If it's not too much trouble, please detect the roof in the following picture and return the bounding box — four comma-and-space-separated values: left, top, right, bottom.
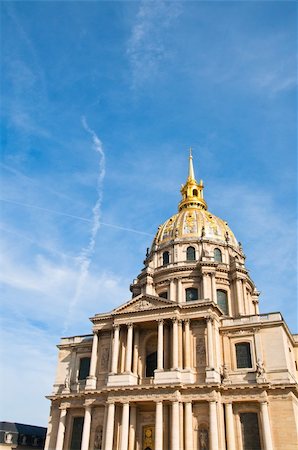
0, 423, 46, 437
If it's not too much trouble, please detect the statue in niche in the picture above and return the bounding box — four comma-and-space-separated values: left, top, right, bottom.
100, 348, 109, 371
94, 427, 103, 450
199, 428, 209, 450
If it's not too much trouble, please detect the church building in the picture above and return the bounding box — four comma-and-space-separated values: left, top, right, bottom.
45, 153, 298, 450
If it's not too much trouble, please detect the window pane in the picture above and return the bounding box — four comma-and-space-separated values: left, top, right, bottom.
217, 290, 228, 315
78, 357, 91, 380
214, 248, 222, 262
70, 417, 84, 450
236, 343, 252, 368
240, 413, 261, 450
186, 288, 198, 301
186, 246, 196, 261
163, 251, 169, 265
159, 291, 168, 299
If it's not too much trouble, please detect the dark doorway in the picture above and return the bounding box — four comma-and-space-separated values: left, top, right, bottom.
146, 351, 157, 377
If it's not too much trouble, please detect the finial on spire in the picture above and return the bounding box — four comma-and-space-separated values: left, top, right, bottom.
188, 147, 195, 181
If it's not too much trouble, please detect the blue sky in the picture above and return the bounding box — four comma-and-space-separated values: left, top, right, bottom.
0, 1, 297, 426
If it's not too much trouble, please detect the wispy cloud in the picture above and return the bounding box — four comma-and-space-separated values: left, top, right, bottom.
0, 197, 153, 236
126, 1, 181, 89
62, 118, 106, 332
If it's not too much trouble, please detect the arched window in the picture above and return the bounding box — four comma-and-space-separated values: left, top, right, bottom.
186, 246, 196, 261
214, 248, 222, 262
235, 342, 252, 368
162, 251, 169, 265
193, 189, 198, 196
186, 288, 198, 301
217, 289, 229, 315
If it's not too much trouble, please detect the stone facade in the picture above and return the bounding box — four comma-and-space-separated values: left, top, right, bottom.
45, 153, 298, 450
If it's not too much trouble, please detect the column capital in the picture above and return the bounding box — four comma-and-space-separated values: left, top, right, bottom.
206, 315, 214, 323
184, 318, 190, 325
84, 399, 96, 407
113, 323, 120, 330
59, 402, 70, 410
107, 400, 115, 405
157, 318, 164, 324
127, 322, 133, 329
172, 316, 178, 323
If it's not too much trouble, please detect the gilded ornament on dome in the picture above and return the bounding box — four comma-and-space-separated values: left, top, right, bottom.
183, 212, 197, 234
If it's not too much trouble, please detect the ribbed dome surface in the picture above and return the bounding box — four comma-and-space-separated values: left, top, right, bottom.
153, 208, 238, 247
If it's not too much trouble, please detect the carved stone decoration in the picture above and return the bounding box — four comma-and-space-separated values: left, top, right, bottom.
100, 347, 109, 371
135, 300, 152, 310
256, 359, 267, 383
196, 337, 206, 366
198, 428, 209, 450
94, 426, 103, 450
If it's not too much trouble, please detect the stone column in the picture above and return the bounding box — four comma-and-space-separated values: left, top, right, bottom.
170, 279, 176, 301
86, 332, 99, 389
209, 401, 219, 450
177, 278, 183, 304
55, 407, 67, 450
111, 325, 120, 374
128, 404, 136, 450
211, 273, 217, 303
103, 403, 115, 450
225, 403, 236, 450
125, 324, 133, 373
171, 401, 180, 450
89, 332, 99, 377
155, 401, 163, 450
242, 281, 248, 314
120, 403, 130, 450
172, 318, 179, 369
184, 320, 191, 369
260, 402, 274, 450
202, 273, 209, 299
81, 406, 92, 450
184, 402, 193, 450
132, 327, 139, 376
206, 317, 214, 369
178, 320, 183, 369
236, 279, 244, 315
164, 323, 170, 370
157, 319, 164, 370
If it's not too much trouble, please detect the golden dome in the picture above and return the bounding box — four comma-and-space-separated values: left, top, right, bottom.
153, 208, 238, 247
153, 149, 238, 248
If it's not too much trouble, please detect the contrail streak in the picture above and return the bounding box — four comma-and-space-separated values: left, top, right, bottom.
62, 118, 105, 333
0, 197, 153, 236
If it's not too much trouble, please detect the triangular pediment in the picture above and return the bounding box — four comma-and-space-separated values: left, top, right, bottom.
112, 294, 174, 315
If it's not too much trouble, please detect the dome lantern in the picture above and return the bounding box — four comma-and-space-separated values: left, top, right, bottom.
178, 148, 208, 211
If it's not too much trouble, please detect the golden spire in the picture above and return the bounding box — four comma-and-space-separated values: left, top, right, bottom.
178, 149, 207, 211
188, 147, 195, 181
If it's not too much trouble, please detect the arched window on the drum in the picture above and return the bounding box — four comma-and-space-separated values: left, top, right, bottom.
162, 251, 170, 266
214, 248, 222, 263
217, 289, 229, 315
186, 246, 196, 261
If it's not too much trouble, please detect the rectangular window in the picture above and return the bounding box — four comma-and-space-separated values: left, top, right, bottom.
240, 413, 261, 450
70, 417, 84, 450
236, 343, 252, 369
78, 357, 91, 380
